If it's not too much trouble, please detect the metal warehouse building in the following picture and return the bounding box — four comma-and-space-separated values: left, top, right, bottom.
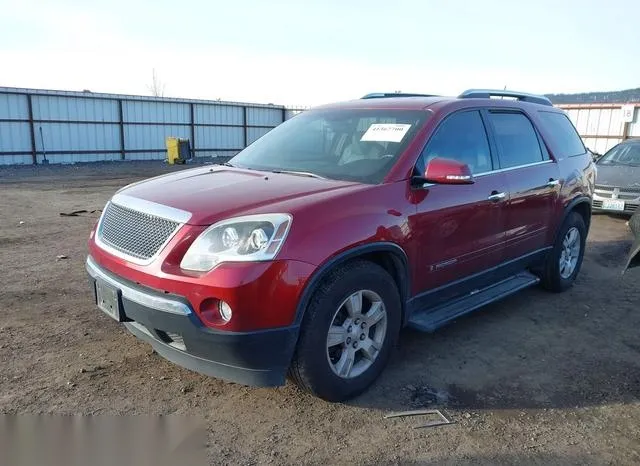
0, 87, 303, 165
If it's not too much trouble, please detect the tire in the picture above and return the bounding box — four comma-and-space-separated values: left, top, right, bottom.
539, 211, 587, 292
289, 260, 401, 402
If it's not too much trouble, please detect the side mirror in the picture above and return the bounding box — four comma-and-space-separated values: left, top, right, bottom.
423, 157, 474, 185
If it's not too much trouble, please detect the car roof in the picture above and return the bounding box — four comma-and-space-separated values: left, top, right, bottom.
313, 96, 446, 111
312, 90, 558, 113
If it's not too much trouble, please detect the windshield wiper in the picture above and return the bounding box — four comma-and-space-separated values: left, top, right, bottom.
269, 169, 326, 179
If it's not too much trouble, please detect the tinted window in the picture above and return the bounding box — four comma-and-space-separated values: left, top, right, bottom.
538, 111, 585, 157
231, 109, 428, 184
419, 110, 492, 174
489, 112, 543, 168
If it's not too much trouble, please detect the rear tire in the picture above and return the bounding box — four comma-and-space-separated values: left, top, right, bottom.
289, 261, 401, 402
540, 211, 587, 292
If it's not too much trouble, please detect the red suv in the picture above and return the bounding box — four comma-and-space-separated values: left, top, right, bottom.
87, 90, 596, 401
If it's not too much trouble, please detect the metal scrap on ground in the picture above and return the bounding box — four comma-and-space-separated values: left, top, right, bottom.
59, 210, 102, 217
384, 409, 454, 429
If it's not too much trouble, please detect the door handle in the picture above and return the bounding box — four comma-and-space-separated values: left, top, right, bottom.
488, 191, 507, 202
547, 179, 561, 188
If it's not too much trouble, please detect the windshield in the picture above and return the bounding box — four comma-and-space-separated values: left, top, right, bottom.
597, 143, 640, 167
229, 109, 429, 184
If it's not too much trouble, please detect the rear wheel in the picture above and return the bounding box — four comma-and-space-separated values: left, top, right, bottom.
539, 212, 587, 292
289, 261, 401, 401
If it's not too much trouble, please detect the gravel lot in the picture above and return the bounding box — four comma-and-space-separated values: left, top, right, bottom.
1, 161, 639, 465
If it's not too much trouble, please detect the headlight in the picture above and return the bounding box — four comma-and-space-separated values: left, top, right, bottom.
180, 214, 292, 271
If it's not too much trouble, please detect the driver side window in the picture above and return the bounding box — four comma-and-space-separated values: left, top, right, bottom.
418, 110, 492, 175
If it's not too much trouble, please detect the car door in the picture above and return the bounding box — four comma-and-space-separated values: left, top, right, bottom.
410, 109, 508, 303
485, 109, 560, 263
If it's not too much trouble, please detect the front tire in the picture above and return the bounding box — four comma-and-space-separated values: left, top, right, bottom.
289, 261, 401, 402
540, 212, 587, 292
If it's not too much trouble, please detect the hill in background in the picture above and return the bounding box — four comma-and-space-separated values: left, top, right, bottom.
546, 88, 640, 104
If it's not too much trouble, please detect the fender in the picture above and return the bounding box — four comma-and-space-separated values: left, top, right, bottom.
293, 242, 411, 325
554, 195, 592, 244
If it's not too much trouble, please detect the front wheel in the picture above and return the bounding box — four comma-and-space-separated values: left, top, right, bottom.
289, 261, 401, 401
539, 212, 587, 292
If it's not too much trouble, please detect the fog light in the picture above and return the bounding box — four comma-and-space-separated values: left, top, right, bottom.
199, 298, 232, 326
219, 300, 233, 322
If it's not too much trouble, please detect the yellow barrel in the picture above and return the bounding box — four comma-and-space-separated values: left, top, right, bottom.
166, 137, 180, 164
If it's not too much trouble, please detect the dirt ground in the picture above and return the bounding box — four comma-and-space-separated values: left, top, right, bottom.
1, 161, 639, 465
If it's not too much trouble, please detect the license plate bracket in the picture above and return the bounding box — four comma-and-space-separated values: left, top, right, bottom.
95, 278, 123, 322
602, 199, 625, 211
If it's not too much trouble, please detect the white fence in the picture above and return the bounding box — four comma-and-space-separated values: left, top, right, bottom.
557, 103, 640, 154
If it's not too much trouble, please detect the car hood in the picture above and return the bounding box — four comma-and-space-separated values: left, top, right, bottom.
596, 164, 640, 188
119, 166, 362, 225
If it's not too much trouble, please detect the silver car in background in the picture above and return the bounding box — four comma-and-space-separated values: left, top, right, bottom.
593, 139, 640, 215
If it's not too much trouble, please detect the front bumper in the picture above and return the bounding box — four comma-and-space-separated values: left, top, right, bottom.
86, 256, 299, 387
593, 189, 639, 215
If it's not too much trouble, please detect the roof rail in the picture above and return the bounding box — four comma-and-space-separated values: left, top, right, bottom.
458, 89, 553, 107
361, 92, 438, 99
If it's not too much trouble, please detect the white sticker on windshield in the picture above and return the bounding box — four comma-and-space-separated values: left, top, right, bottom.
360, 124, 412, 143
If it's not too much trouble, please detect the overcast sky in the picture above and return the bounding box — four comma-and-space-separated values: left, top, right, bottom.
1, 0, 638, 106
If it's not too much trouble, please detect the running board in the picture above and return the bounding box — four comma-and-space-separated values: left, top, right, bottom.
408, 272, 540, 332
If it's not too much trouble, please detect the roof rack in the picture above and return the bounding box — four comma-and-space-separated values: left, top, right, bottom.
361, 92, 438, 99
458, 89, 553, 107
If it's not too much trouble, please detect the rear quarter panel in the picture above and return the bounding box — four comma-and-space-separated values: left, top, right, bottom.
526, 108, 596, 244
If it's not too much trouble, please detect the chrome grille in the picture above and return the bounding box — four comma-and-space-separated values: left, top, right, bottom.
594, 191, 613, 199
98, 201, 180, 261
594, 185, 640, 201
619, 192, 640, 201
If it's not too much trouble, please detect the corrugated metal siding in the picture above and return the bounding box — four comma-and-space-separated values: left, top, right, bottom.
247, 127, 273, 145
0, 93, 28, 119
46, 152, 121, 164
246, 107, 282, 127
0, 86, 296, 165
3, 155, 32, 165
38, 123, 120, 151
559, 104, 640, 154
194, 104, 243, 125
124, 125, 190, 151
123, 101, 190, 124
32, 95, 119, 122
125, 151, 167, 161
191, 149, 240, 159
0, 122, 31, 152
195, 126, 244, 149
565, 107, 624, 136
581, 137, 620, 154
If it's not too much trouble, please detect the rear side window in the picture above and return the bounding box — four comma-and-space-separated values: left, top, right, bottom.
537, 111, 586, 157
419, 110, 492, 174
488, 112, 544, 168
